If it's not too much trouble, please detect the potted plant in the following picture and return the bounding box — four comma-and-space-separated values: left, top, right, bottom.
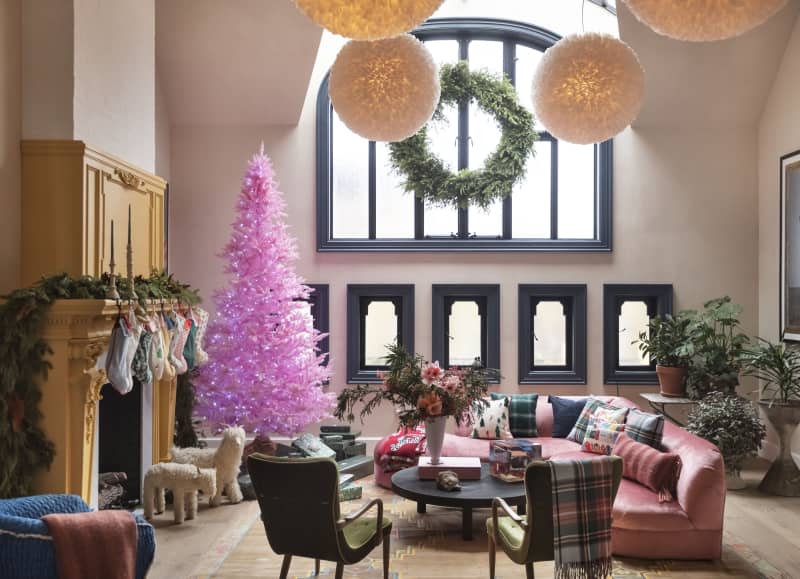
742, 337, 800, 496
636, 312, 692, 397
686, 391, 766, 490
683, 296, 749, 400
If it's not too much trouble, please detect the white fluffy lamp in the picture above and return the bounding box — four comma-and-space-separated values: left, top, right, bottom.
622, 0, 788, 42
294, 0, 443, 40
531, 33, 645, 145
329, 34, 440, 142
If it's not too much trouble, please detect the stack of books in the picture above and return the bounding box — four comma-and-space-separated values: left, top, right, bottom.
290, 425, 373, 501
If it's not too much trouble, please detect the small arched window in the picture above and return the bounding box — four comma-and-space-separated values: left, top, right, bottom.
316, 18, 612, 252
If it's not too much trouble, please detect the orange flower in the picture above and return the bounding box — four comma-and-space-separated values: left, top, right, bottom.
417, 392, 443, 417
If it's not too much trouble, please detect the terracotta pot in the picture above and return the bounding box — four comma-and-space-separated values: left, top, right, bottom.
656, 365, 687, 397
758, 401, 800, 497
424, 416, 447, 465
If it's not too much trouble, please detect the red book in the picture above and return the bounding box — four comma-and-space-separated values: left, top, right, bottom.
418, 456, 482, 480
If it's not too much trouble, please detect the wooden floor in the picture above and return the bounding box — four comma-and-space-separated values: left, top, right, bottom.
148, 462, 800, 578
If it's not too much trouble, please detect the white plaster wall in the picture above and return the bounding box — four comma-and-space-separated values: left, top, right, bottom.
0, 0, 21, 292
170, 31, 760, 436
20, 0, 73, 140
73, 0, 155, 172
156, 73, 170, 182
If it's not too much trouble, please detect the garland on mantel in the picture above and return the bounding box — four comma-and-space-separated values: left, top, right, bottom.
0, 271, 201, 498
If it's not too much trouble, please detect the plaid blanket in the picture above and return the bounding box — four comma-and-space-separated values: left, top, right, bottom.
549, 458, 614, 579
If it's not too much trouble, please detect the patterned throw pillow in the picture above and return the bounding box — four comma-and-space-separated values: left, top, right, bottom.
567, 398, 628, 444
613, 433, 681, 502
625, 408, 665, 449
471, 397, 513, 440
582, 414, 626, 455
549, 396, 589, 438
490, 392, 538, 437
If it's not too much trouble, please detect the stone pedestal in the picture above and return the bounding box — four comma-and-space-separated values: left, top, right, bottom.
759, 401, 800, 497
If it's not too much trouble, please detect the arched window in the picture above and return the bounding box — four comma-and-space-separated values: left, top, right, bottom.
316, 18, 613, 252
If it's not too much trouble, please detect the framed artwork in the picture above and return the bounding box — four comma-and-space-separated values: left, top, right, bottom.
780, 150, 800, 340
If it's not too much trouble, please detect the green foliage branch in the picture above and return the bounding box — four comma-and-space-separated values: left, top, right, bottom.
389, 61, 537, 210
635, 312, 693, 367
742, 337, 800, 406
0, 271, 201, 497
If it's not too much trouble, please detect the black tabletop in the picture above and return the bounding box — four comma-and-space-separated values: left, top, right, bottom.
391, 464, 526, 508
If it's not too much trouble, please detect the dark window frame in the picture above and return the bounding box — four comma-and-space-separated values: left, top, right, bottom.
603, 284, 673, 385
316, 17, 613, 253
518, 284, 587, 384
306, 283, 329, 363
346, 284, 415, 383
431, 284, 500, 380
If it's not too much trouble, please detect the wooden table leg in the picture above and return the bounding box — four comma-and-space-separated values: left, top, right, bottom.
462, 507, 473, 540
417, 501, 426, 514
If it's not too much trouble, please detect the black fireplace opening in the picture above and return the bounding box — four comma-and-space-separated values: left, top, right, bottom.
98, 378, 143, 509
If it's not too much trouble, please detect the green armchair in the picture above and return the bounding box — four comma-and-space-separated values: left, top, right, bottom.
487, 457, 623, 579
247, 454, 392, 579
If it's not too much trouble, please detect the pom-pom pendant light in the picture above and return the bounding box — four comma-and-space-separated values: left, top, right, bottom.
294, 0, 444, 40
329, 34, 440, 142
622, 0, 789, 42
532, 33, 645, 145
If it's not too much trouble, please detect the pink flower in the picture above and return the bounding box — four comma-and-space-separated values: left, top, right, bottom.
442, 374, 462, 394
421, 361, 443, 385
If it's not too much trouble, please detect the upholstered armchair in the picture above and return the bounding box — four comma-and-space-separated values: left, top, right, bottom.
0, 494, 155, 579
247, 454, 392, 579
487, 457, 623, 579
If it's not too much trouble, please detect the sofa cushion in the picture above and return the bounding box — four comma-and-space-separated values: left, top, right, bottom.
491, 392, 538, 437
567, 398, 628, 444
624, 408, 665, 449
549, 396, 589, 438
581, 414, 626, 455
612, 479, 694, 532
471, 398, 513, 440
613, 433, 681, 501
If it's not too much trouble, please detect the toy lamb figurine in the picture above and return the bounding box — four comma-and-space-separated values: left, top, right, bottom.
172, 426, 246, 506
143, 463, 216, 524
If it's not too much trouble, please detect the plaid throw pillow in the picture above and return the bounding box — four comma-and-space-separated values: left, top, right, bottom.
567, 398, 628, 444
490, 393, 538, 437
624, 408, 665, 449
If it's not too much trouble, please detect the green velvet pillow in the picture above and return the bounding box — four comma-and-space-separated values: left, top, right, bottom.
490, 393, 539, 437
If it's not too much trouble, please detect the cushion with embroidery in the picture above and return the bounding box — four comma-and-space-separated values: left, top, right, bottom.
471, 397, 513, 440
582, 414, 626, 455
566, 397, 629, 444
624, 408, 665, 449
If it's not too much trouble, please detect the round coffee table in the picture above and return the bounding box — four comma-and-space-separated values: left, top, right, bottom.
391, 464, 526, 540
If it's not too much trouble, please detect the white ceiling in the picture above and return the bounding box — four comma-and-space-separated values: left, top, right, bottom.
618, 0, 800, 128
156, 0, 322, 127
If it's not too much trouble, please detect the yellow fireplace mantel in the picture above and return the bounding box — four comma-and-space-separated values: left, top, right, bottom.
34, 299, 177, 503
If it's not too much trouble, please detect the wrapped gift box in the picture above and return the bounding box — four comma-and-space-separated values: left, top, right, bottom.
490, 440, 542, 483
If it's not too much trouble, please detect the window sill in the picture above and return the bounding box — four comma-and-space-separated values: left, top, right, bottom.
318, 238, 612, 253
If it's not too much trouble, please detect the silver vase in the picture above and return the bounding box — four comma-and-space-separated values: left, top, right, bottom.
425, 416, 447, 465
759, 401, 800, 497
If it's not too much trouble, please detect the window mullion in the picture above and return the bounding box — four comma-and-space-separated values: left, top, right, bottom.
551, 139, 559, 240
458, 39, 469, 238
368, 141, 376, 239
502, 41, 516, 239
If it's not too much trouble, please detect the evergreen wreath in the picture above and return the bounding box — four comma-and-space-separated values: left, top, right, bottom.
0, 272, 201, 498
389, 61, 537, 210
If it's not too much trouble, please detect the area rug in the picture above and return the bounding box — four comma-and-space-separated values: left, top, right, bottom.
196, 476, 791, 579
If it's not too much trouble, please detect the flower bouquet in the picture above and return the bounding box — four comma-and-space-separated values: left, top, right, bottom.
334, 343, 497, 428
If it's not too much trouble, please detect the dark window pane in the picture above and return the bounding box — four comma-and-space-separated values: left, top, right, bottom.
448, 300, 482, 366
618, 300, 650, 367
363, 300, 398, 366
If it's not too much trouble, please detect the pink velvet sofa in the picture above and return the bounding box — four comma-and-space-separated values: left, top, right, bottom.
374, 396, 726, 560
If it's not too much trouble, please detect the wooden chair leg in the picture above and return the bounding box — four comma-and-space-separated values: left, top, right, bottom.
335, 562, 344, 579
383, 531, 391, 579
525, 561, 534, 579
315, 558, 320, 575
279, 554, 292, 579
488, 533, 496, 579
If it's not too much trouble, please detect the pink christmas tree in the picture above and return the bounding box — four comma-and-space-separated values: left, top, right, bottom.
196, 148, 334, 435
